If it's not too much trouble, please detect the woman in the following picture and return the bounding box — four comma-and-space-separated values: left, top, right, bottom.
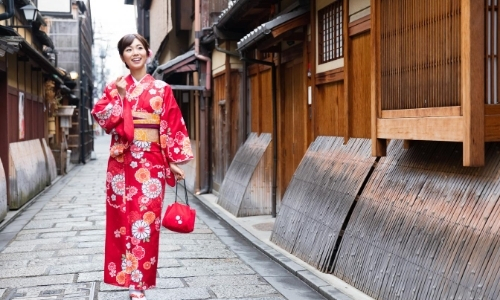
92, 33, 193, 299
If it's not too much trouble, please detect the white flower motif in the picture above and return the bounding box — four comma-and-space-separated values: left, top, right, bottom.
149, 89, 157, 95
111, 174, 125, 196
132, 151, 144, 159
174, 148, 180, 154
111, 194, 116, 201
130, 161, 138, 168
142, 178, 162, 198
150, 257, 156, 265
134, 140, 151, 149
126, 242, 131, 249
132, 220, 151, 240
158, 172, 164, 178
109, 269, 116, 277
154, 80, 167, 89
131, 270, 143, 283
114, 230, 120, 238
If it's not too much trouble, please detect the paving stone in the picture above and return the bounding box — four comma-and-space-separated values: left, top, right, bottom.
158, 264, 256, 278
0, 245, 36, 253
77, 271, 102, 282
17, 227, 75, 235
145, 287, 211, 300
55, 221, 94, 228
0, 251, 55, 260
23, 221, 57, 229
77, 241, 104, 248
28, 255, 91, 266
57, 247, 103, 256
36, 242, 78, 251
0, 259, 28, 268
49, 262, 103, 275
161, 249, 237, 259
8, 237, 64, 247
97, 291, 130, 300
39, 231, 79, 238
13, 233, 39, 240
0, 274, 74, 289
66, 235, 106, 242
11, 282, 95, 299
185, 275, 266, 287
211, 285, 281, 299
157, 258, 182, 268
78, 230, 106, 236
0, 266, 47, 278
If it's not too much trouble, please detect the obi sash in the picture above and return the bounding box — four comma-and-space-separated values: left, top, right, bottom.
133, 112, 160, 143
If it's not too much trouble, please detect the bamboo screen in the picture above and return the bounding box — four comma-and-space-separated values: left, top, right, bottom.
380, 0, 461, 110
487, 0, 498, 104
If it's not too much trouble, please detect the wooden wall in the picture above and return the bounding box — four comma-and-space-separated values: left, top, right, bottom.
212, 70, 242, 191
314, 81, 345, 137
249, 66, 273, 134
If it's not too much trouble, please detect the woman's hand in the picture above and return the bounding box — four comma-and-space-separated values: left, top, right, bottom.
169, 162, 185, 182
115, 76, 127, 98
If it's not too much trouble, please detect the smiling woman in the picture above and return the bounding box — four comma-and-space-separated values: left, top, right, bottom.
91, 33, 194, 300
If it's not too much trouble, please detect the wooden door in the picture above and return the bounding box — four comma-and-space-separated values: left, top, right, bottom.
348, 31, 371, 138
280, 57, 307, 196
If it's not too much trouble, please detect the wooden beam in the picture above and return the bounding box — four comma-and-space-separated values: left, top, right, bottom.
315, 67, 344, 85
349, 15, 371, 37
461, 0, 485, 166
377, 117, 463, 142
272, 14, 310, 38
381, 106, 462, 119
371, 0, 386, 156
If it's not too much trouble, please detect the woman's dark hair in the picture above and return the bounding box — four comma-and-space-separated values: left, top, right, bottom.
117, 33, 150, 69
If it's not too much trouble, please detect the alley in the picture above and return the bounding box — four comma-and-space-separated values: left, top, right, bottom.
0, 135, 326, 300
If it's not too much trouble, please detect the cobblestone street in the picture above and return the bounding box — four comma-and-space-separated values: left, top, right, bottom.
0, 136, 327, 300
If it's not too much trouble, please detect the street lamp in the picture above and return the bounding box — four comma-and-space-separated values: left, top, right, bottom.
8, 4, 39, 28
20, 4, 38, 22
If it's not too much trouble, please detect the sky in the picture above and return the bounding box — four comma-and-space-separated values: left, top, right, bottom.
90, 0, 137, 82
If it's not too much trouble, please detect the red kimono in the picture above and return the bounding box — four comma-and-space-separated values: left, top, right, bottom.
92, 74, 193, 290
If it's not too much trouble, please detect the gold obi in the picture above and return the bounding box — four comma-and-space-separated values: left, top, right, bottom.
132, 112, 160, 143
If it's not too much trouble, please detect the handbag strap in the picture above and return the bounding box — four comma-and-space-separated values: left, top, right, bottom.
175, 179, 189, 206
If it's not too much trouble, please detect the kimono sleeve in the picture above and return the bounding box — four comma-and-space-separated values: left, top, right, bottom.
91, 84, 125, 135
159, 84, 194, 164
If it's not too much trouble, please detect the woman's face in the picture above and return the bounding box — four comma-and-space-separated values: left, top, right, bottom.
121, 38, 147, 71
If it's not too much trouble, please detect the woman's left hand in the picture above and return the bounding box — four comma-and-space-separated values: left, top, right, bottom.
169, 163, 185, 182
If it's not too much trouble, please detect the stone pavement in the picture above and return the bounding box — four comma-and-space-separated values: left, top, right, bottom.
0, 136, 330, 300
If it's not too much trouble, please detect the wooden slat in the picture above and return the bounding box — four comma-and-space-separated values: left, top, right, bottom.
381, 106, 461, 118
343, 0, 349, 143
377, 116, 463, 141
334, 140, 500, 299
217, 133, 272, 217
271, 137, 375, 272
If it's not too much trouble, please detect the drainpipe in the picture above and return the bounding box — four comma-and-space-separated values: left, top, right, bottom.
0, 0, 14, 21
194, 0, 211, 194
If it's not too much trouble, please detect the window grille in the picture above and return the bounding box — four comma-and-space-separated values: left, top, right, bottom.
318, 1, 343, 64
487, 0, 498, 104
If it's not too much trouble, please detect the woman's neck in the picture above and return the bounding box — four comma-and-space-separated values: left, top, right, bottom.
129, 67, 147, 82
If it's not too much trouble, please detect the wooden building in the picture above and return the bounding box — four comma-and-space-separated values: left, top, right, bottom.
0, 0, 69, 215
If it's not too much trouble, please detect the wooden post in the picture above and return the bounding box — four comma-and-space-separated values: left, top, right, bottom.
461, 0, 485, 166
343, 0, 349, 144
370, 0, 386, 156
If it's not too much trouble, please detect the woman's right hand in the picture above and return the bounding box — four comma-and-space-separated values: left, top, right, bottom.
115, 76, 127, 99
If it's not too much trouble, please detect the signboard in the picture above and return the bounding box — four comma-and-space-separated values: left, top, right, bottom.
37, 0, 72, 14
18, 92, 25, 140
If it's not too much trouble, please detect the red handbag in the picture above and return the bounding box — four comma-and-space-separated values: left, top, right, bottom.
162, 180, 196, 233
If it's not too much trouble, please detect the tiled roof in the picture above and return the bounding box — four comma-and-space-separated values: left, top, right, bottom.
237, 7, 308, 51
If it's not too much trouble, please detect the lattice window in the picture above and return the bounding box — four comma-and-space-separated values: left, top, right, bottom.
380, 0, 461, 110
487, 0, 498, 104
318, 1, 343, 64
